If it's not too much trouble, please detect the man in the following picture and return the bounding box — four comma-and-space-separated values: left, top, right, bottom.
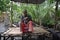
20, 10, 33, 33
20, 10, 34, 40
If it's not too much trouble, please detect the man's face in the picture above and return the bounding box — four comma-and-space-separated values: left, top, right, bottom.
23, 10, 27, 16
23, 13, 26, 16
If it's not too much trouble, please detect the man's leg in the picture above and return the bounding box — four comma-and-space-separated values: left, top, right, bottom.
28, 21, 34, 32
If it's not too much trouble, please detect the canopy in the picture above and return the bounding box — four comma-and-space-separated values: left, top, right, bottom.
11, 0, 45, 4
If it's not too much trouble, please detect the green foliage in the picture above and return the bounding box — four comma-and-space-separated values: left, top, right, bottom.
12, 1, 55, 24
11, 0, 60, 26
0, 0, 60, 26
0, 0, 10, 12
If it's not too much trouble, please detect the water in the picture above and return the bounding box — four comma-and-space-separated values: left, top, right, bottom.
0, 23, 7, 33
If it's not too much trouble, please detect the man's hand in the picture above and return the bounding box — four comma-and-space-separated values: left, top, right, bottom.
24, 17, 28, 20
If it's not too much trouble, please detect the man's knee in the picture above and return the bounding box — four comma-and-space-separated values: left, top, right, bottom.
29, 21, 33, 25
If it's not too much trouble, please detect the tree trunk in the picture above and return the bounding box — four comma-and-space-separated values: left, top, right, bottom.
54, 0, 58, 29
10, 1, 13, 26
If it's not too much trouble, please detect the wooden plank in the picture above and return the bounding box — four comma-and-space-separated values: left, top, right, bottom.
34, 27, 49, 33
3, 27, 50, 36
3, 28, 14, 34
3, 27, 22, 36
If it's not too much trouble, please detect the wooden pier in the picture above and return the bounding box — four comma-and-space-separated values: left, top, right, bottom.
2, 27, 50, 36
0, 27, 52, 40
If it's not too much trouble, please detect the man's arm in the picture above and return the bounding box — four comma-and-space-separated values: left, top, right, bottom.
28, 15, 32, 21
20, 16, 23, 32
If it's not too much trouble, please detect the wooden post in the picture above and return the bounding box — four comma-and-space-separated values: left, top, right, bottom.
0, 34, 1, 40
11, 36, 14, 40
3, 36, 6, 40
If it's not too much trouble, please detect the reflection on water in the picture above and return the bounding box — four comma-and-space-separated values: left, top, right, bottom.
0, 22, 9, 33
